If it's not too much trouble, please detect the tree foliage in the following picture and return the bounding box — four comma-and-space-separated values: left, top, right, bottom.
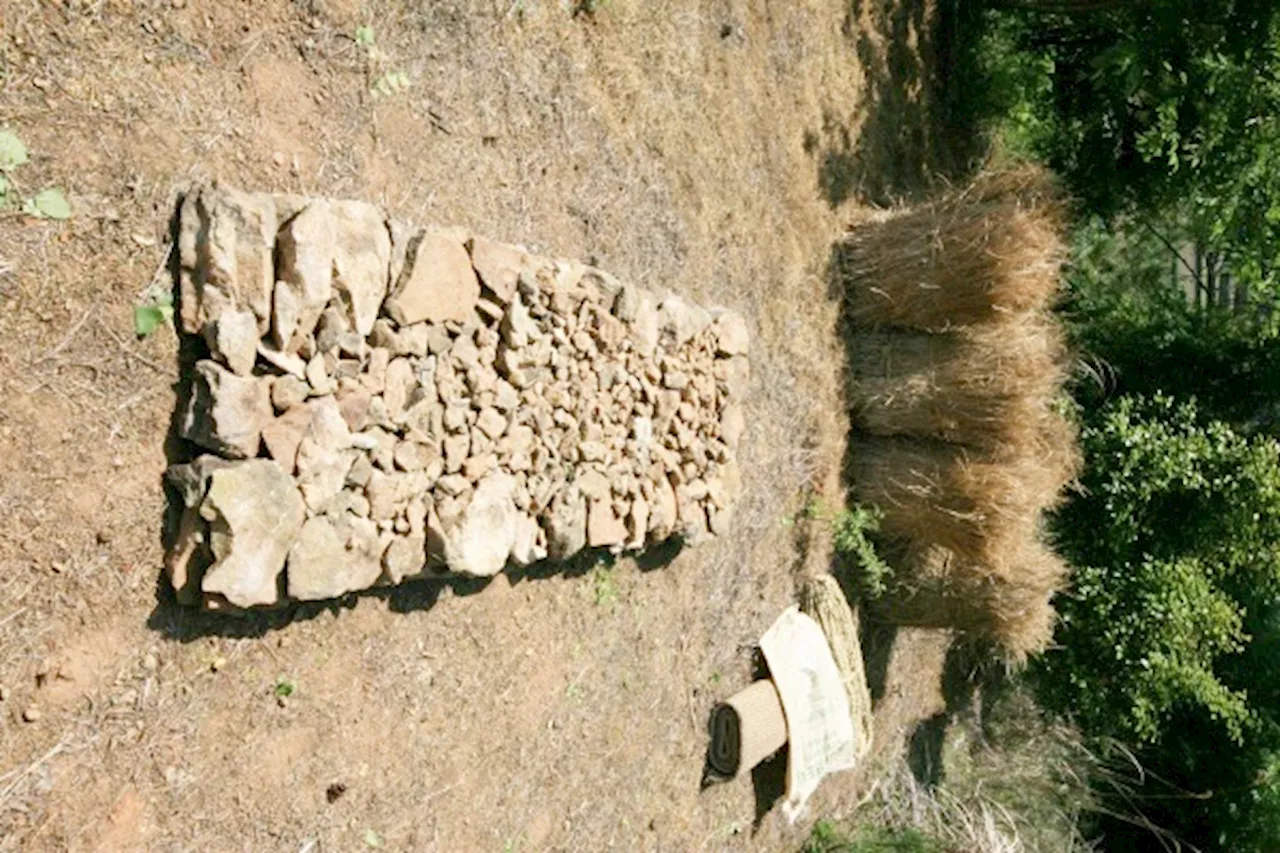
1039, 393, 1280, 850
988, 0, 1280, 291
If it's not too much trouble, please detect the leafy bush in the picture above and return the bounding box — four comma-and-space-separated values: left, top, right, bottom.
1039, 393, 1280, 849
832, 504, 893, 598
1042, 393, 1280, 742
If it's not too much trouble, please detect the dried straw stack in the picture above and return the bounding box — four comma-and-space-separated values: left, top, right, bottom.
837, 169, 1066, 329
837, 167, 1079, 662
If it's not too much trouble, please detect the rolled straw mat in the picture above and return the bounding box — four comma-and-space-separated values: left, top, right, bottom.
707, 678, 788, 778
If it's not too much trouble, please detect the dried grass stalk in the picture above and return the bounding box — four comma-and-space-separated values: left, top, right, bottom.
850, 438, 1066, 567
872, 539, 1069, 662
849, 315, 1071, 452
837, 167, 1066, 330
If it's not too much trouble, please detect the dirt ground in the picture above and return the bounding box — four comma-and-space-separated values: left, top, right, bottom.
0, 1, 954, 850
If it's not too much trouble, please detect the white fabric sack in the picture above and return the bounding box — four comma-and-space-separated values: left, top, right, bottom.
759, 605, 858, 822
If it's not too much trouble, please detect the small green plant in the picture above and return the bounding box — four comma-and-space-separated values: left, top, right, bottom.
371, 71, 411, 98
832, 505, 892, 598
274, 677, 295, 698
134, 281, 174, 338
354, 24, 410, 99
573, 0, 611, 17
0, 129, 70, 219
589, 565, 618, 607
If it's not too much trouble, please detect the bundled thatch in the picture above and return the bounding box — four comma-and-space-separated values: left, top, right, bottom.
800, 575, 874, 758
849, 314, 1069, 452
870, 540, 1068, 663
836, 168, 1066, 330
841, 165, 1078, 661
850, 438, 1072, 567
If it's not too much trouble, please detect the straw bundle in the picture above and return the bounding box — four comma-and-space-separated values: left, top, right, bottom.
871, 539, 1068, 663
850, 438, 1067, 567
850, 315, 1069, 452
841, 166, 1079, 660
837, 168, 1066, 330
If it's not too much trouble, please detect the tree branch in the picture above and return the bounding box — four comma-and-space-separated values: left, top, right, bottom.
1140, 218, 1207, 298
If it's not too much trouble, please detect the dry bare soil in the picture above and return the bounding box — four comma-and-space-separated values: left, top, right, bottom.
0, 1, 954, 849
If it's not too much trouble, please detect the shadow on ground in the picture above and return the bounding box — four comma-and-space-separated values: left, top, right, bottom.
147, 537, 686, 642
805, 0, 983, 208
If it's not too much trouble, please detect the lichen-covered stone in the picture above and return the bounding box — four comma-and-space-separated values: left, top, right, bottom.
199, 459, 304, 608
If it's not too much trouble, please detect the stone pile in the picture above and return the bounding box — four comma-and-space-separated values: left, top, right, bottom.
165, 184, 750, 609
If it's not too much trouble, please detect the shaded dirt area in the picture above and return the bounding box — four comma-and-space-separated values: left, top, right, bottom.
0, 0, 954, 849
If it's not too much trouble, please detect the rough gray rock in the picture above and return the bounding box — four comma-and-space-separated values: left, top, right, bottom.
288, 513, 384, 600
199, 459, 304, 608
181, 360, 271, 459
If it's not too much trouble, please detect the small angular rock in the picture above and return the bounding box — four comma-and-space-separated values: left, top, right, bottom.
181, 360, 271, 459
385, 232, 480, 326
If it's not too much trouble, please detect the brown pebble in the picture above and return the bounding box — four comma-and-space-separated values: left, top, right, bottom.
210, 656, 227, 672
22, 706, 39, 723
96, 529, 112, 545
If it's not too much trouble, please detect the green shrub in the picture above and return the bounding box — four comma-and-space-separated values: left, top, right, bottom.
832, 504, 893, 598
1040, 392, 1280, 849
1042, 393, 1280, 742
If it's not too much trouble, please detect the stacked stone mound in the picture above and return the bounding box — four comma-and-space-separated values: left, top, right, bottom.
165, 184, 750, 610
